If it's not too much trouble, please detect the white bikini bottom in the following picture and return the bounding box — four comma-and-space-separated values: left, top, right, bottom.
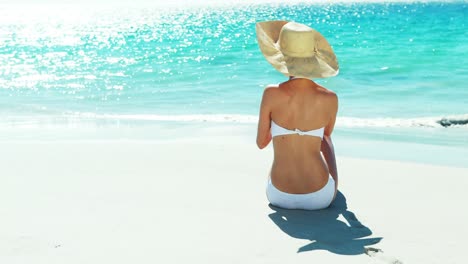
266, 176, 335, 210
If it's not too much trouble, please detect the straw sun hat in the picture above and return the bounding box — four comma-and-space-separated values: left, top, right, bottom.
255, 20, 339, 79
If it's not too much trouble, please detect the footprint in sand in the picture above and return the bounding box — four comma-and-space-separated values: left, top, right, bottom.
365, 247, 403, 264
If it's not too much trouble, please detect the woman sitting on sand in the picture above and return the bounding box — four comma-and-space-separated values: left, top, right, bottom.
255, 21, 339, 210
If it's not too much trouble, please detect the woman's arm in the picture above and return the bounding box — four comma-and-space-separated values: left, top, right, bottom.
256, 87, 273, 149
321, 135, 338, 181
321, 93, 339, 185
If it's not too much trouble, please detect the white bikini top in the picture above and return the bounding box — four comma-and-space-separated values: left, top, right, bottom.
271, 120, 324, 139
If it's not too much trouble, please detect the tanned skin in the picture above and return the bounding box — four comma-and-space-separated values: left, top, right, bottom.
256, 77, 338, 198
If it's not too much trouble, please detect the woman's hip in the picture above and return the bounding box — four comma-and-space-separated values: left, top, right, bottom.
266, 175, 335, 210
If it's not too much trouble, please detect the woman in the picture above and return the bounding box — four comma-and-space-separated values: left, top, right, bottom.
255, 21, 339, 210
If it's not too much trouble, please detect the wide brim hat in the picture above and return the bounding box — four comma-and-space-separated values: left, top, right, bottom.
256, 20, 339, 79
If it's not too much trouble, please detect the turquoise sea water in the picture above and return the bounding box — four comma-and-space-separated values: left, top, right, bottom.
0, 2, 467, 166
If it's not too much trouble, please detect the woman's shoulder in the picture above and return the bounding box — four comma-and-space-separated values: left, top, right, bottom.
315, 86, 338, 114
316, 85, 338, 100
260, 84, 285, 106
262, 84, 281, 96
313, 85, 338, 112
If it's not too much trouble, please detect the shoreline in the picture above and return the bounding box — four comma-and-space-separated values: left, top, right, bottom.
0, 123, 466, 168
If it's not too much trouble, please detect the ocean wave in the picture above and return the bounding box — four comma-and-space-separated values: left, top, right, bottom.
67, 113, 468, 128
77, 113, 259, 123
339, 115, 468, 128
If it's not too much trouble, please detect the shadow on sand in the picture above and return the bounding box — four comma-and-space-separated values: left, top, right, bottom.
268, 191, 382, 255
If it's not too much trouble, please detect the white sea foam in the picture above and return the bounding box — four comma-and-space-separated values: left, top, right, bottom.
59, 113, 468, 128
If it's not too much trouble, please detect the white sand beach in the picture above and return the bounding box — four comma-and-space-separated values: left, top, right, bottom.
1, 137, 467, 264
1, 0, 467, 262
